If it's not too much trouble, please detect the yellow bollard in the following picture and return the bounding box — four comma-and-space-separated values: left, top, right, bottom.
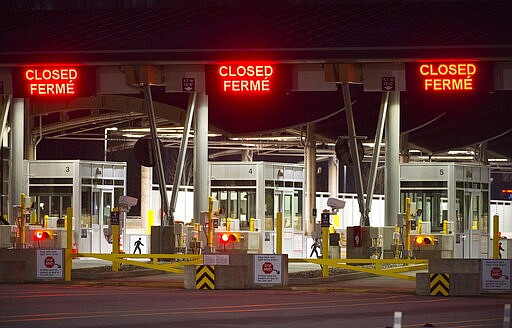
65, 207, 73, 281
443, 220, 448, 234
226, 217, 231, 231
493, 215, 500, 259
405, 197, 411, 259
20, 193, 26, 248
112, 208, 120, 272
276, 212, 282, 254
418, 220, 423, 234
394, 225, 400, 259
249, 218, 255, 232
322, 226, 329, 277
333, 214, 340, 228
146, 209, 154, 235
207, 196, 214, 253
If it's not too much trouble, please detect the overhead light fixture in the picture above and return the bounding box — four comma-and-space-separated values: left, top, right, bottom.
448, 150, 474, 155
417, 155, 474, 160
362, 142, 385, 147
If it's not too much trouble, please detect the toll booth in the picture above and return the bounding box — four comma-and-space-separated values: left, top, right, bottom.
209, 162, 305, 258
400, 163, 490, 259
25, 160, 127, 253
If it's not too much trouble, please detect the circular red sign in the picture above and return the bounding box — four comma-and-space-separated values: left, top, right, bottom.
490, 267, 502, 279
44, 256, 55, 268
262, 262, 273, 274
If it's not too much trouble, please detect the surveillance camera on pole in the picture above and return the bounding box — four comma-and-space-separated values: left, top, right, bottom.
327, 197, 346, 212
119, 195, 138, 212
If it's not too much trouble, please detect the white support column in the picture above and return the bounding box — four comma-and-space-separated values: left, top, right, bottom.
9, 98, 25, 223
194, 93, 209, 222
385, 91, 400, 227
328, 157, 339, 198
25, 102, 35, 161
305, 124, 316, 235
140, 165, 153, 232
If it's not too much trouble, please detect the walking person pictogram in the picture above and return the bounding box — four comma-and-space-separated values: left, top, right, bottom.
310, 238, 321, 258
133, 237, 144, 254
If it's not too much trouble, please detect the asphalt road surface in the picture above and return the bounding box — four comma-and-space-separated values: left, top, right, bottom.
0, 283, 510, 328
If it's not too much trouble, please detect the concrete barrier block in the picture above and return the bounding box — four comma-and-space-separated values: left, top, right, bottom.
0, 260, 26, 282
429, 259, 481, 273
184, 253, 288, 290
184, 265, 196, 289
0, 248, 37, 282
450, 273, 481, 296
215, 265, 247, 289
416, 273, 430, 296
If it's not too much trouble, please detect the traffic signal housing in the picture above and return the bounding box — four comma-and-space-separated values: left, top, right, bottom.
219, 232, 240, 244
414, 235, 434, 247
33, 230, 53, 241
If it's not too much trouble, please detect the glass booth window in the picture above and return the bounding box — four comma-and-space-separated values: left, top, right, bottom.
247, 191, 256, 222
481, 190, 489, 234
240, 191, 248, 223
455, 189, 488, 234
264, 189, 274, 231
229, 191, 237, 219
114, 187, 124, 210
29, 192, 72, 227
401, 190, 447, 232
284, 194, 292, 228
81, 186, 92, 229
211, 189, 256, 229
293, 190, 303, 231
103, 192, 112, 225
50, 196, 60, 218
218, 191, 228, 219
92, 191, 100, 226
36, 195, 49, 225
472, 193, 480, 231
456, 189, 465, 232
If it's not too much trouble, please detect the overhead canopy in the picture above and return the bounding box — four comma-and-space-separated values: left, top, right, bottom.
0, 0, 511, 159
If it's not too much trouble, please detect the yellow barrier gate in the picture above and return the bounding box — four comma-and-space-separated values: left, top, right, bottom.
289, 258, 428, 281
72, 254, 426, 282
75, 253, 203, 274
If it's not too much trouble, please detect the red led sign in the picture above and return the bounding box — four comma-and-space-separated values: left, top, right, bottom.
13, 66, 95, 98
419, 63, 477, 91
218, 65, 274, 93
25, 68, 78, 95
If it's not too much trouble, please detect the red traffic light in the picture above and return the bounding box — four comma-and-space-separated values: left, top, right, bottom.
220, 233, 238, 244
414, 235, 434, 246
33, 230, 52, 241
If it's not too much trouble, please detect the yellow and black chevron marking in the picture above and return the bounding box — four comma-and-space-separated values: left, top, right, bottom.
430, 273, 449, 296
196, 265, 215, 290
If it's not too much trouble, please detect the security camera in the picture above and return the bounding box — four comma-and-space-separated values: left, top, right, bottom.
119, 195, 138, 208
327, 197, 346, 210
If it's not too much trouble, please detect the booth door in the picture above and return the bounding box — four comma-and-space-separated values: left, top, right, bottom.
275, 190, 304, 258
457, 190, 483, 259
467, 191, 484, 258
91, 189, 113, 253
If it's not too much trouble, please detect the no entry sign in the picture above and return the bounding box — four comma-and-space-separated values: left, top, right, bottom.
254, 254, 282, 284
36, 249, 63, 279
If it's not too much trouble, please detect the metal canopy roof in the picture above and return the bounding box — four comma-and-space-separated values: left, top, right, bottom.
1, 1, 512, 161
